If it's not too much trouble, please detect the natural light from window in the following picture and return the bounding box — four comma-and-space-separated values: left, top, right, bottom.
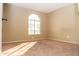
1, 42, 37, 56
28, 14, 40, 35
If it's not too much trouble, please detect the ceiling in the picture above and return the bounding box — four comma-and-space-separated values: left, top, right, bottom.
10, 3, 70, 13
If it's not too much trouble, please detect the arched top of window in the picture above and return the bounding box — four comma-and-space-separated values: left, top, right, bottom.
28, 14, 40, 20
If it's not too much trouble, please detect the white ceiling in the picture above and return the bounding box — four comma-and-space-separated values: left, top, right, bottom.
11, 3, 70, 13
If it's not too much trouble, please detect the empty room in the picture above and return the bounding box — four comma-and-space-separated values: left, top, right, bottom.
1, 3, 79, 56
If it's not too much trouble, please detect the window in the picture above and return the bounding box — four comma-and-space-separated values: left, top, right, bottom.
28, 14, 40, 35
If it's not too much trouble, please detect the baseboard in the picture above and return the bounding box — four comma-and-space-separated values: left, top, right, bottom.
49, 38, 79, 45
2, 38, 46, 44
2, 40, 28, 44
3, 38, 78, 45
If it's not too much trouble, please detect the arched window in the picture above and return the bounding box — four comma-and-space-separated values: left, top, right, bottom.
28, 14, 40, 35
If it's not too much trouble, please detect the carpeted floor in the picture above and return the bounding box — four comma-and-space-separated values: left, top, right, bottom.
2, 40, 79, 56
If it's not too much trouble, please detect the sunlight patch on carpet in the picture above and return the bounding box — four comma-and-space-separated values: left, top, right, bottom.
1, 41, 37, 56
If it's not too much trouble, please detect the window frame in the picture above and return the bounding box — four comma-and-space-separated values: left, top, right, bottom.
28, 14, 40, 35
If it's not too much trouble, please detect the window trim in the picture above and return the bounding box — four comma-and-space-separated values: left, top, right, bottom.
28, 14, 40, 35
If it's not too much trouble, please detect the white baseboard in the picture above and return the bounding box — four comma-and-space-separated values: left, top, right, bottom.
3, 38, 78, 45
2, 40, 28, 44
58, 40, 79, 44
49, 38, 79, 44
2, 38, 46, 44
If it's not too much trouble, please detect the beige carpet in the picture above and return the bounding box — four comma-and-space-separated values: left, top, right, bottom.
2, 40, 79, 56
